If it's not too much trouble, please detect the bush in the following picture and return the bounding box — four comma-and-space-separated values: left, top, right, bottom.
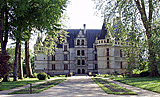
32, 73, 37, 78
47, 75, 50, 79
140, 71, 150, 77
59, 75, 66, 77
37, 72, 47, 80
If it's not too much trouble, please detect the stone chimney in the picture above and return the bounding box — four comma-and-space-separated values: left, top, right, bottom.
83, 24, 86, 34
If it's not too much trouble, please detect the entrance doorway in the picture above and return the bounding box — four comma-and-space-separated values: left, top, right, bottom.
82, 69, 85, 74
77, 69, 81, 74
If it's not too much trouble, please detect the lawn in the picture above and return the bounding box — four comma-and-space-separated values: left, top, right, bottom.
92, 78, 136, 95
10, 78, 66, 94
109, 76, 160, 93
0, 78, 42, 91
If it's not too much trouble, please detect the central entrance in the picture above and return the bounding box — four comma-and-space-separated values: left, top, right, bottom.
77, 69, 86, 74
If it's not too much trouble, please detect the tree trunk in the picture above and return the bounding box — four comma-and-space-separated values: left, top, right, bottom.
18, 43, 23, 79
13, 40, 19, 81
25, 40, 33, 77
0, 7, 5, 51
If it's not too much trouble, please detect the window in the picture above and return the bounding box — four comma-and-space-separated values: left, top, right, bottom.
64, 54, 67, 61
107, 39, 109, 43
64, 64, 68, 70
82, 60, 85, 65
95, 64, 98, 70
82, 50, 85, 56
64, 45, 67, 51
52, 64, 55, 70
120, 62, 123, 69
81, 40, 84, 45
77, 60, 80, 65
107, 57, 109, 60
115, 41, 117, 44
77, 40, 80, 45
106, 48, 109, 56
120, 49, 122, 57
77, 50, 80, 56
107, 62, 110, 69
52, 55, 55, 61
95, 54, 97, 60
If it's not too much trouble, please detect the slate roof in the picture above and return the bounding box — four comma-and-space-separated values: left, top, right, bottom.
57, 29, 101, 48
98, 21, 108, 39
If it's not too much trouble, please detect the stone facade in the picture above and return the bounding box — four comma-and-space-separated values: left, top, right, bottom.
34, 22, 127, 75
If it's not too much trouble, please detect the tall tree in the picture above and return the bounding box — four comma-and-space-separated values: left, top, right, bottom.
94, 0, 160, 76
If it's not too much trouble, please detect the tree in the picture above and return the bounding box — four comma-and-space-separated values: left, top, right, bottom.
93, 0, 160, 77
0, 50, 12, 81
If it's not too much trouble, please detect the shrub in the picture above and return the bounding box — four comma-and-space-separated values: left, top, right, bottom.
59, 75, 66, 77
47, 75, 50, 79
37, 72, 47, 80
32, 73, 37, 78
140, 71, 150, 77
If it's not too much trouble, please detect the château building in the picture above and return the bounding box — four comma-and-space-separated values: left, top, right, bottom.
34, 20, 127, 75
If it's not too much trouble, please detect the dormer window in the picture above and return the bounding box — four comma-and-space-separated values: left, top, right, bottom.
77, 40, 80, 45
81, 40, 84, 45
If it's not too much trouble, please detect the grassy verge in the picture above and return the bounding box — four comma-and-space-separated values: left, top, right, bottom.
0, 78, 43, 91
92, 78, 137, 95
10, 78, 66, 94
109, 76, 160, 93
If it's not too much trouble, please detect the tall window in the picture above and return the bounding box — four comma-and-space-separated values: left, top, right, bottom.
81, 40, 84, 45
95, 64, 98, 70
52, 55, 55, 61
82, 50, 85, 56
64, 54, 67, 61
120, 62, 123, 69
82, 60, 85, 65
64, 64, 68, 70
107, 39, 109, 43
95, 54, 97, 60
77, 50, 80, 56
77, 40, 80, 45
107, 62, 110, 69
77, 60, 80, 65
64, 45, 67, 51
106, 48, 109, 56
52, 64, 55, 70
107, 57, 109, 60
120, 49, 122, 57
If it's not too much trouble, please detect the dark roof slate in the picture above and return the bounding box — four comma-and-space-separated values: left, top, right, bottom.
57, 29, 101, 48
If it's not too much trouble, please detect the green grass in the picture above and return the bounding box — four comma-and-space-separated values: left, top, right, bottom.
92, 78, 137, 95
110, 76, 160, 93
0, 78, 43, 91
10, 79, 66, 94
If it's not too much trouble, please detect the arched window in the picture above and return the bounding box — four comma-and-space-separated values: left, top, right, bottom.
77, 50, 80, 56
81, 40, 84, 45
77, 60, 80, 65
82, 60, 85, 65
82, 50, 85, 56
77, 40, 80, 45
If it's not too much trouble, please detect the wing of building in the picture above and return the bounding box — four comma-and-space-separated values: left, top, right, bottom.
34, 20, 127, 75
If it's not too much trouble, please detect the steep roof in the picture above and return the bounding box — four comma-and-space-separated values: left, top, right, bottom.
57, 29, 101, 48
98, 20, 108, 39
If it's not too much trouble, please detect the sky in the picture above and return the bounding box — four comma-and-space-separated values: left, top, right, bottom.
65, 0, 103, 29
7, 0, 103, 50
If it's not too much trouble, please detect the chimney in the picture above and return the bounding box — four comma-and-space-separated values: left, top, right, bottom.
83, 24, 86, 34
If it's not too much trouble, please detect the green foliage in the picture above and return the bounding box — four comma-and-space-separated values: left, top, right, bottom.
133, 69, 142, 74
58, 75, 66, 77
47, 75, 51, 79
93, 0, 160, 76
37, 72, 47, 80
